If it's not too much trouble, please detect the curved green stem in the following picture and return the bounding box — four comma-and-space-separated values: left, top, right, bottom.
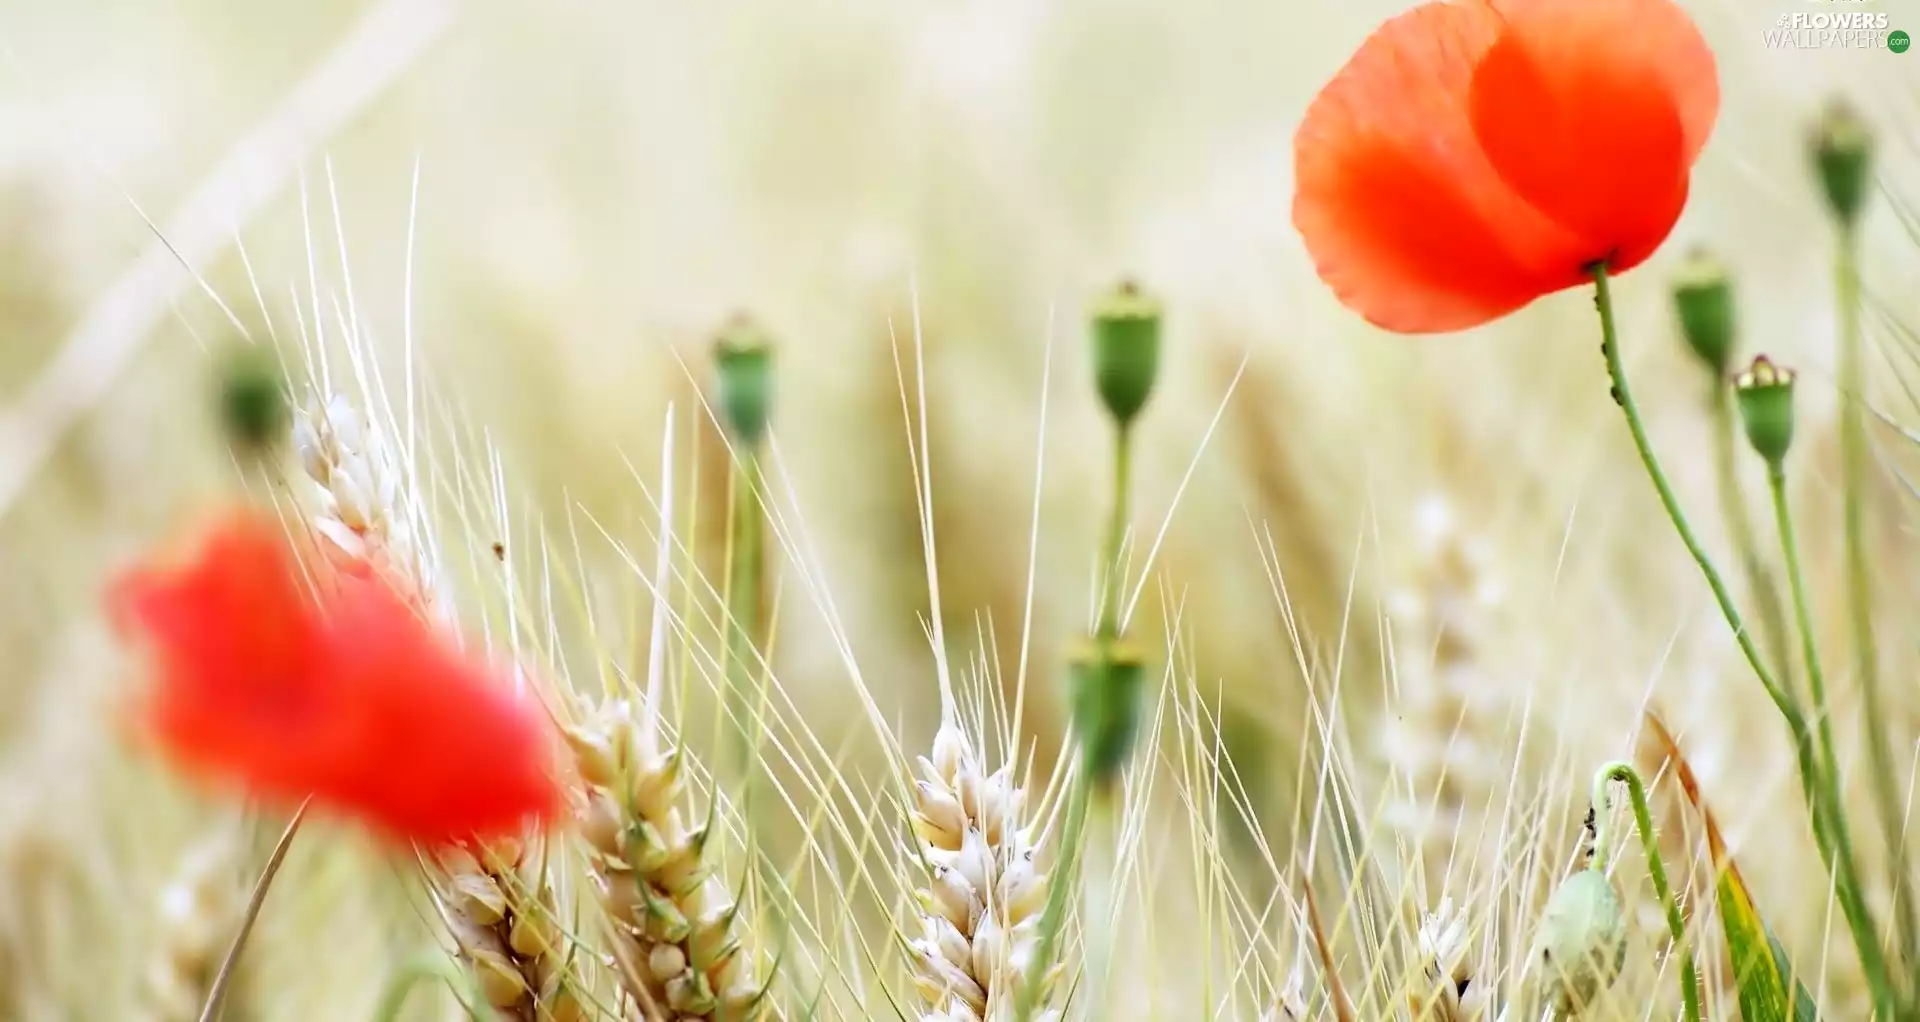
1835, 224, 1919, 971
1768, 459, 1895, 1013
369, 950, 499, 1022
1593, 265, 1894, 1015
1591, 761, 1700, 1022
1592, 267, 1801, 725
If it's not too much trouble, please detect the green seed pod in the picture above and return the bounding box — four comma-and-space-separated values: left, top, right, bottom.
1670, 249, 1735, 377
1530, 869, 1627, 1015
1069, 640, 1146, 788
713, 316, 774, 448
1811, 99, 1873, 228
1734, 355, 1797, 468
1091, 280, 1162, 429
216, 343, 288, 455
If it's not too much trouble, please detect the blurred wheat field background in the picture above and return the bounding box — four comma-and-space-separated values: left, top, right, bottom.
1, 0, 1919, 1018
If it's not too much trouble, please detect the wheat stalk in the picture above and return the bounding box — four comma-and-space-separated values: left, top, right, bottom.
904, 718, 1058, 1022
291, 385, 590, 1020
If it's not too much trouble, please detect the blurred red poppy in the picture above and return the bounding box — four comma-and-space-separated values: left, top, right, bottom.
112, 509, 561, 847
1293, 0, 1719, 333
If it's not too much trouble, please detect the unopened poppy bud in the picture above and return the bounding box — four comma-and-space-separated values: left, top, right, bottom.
1069, 639, 1145, 787
1091, 281, 1162, 429
1811, 99, 1873, 228
1734, 355, 1797, 467
216, 343, 288, 455
1670, 249, 1735, 376
1530, 869, 1627, 1014
713, 315, 774, 448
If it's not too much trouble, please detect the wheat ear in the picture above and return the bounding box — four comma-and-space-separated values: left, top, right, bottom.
293, 390, 585, 1020
433, 840, 585, 1021
565, 702, 770, 1021
904, 720, 1058, 1022
1406, 898, 1491, 1022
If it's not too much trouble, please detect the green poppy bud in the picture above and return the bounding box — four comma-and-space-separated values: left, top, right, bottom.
1069, 639, 1146, 788
1670, 249, 1735, 377
1811, 99, 1873, 228
1529, 869, 1627, 1015
1734, 355, 1796, 468
1091, 281, 1162, 429
713, 316, 774, 448
216, 343, 288, 455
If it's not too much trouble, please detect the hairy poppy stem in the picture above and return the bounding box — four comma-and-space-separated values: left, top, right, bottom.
1592, 267, 1897, 1016
1591, 762, 1699, 1022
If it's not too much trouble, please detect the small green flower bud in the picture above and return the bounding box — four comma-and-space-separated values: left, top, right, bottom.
1530, 869, 1627, 1015
1069, 639, 1145, 787
1091, 280, 1162, 429
1811, 99, 1873, 228
713, 315, 774, 448
216, 343, 288, 455
1734, 355, 1797, 467
1670, 249, 1735, 376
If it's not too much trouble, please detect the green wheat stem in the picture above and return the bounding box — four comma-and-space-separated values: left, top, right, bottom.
1709, 388, 1795, 694
369, 950, 499, 1022
1016, 769, 1090, 1022
1590, 761, 1700, 1022
1835, 221, 1920, 972
1592, 266, 1894, 1014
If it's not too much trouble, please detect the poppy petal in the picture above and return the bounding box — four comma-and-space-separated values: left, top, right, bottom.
1292, 1, 1590, 332
114, 508, 562, 848
1471, 0, 1714, 270
312, 575, 561, 843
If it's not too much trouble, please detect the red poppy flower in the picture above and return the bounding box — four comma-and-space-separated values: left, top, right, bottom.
112, 509, 562, 847
1293, 0, 1719, 333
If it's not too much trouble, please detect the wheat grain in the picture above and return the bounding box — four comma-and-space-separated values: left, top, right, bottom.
903, 719, 1058, 1022
432, 839, 585, 1021
565, 700, 771, 1021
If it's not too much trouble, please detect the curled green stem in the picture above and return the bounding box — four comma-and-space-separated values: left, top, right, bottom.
1591, 761, 1700, 1022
